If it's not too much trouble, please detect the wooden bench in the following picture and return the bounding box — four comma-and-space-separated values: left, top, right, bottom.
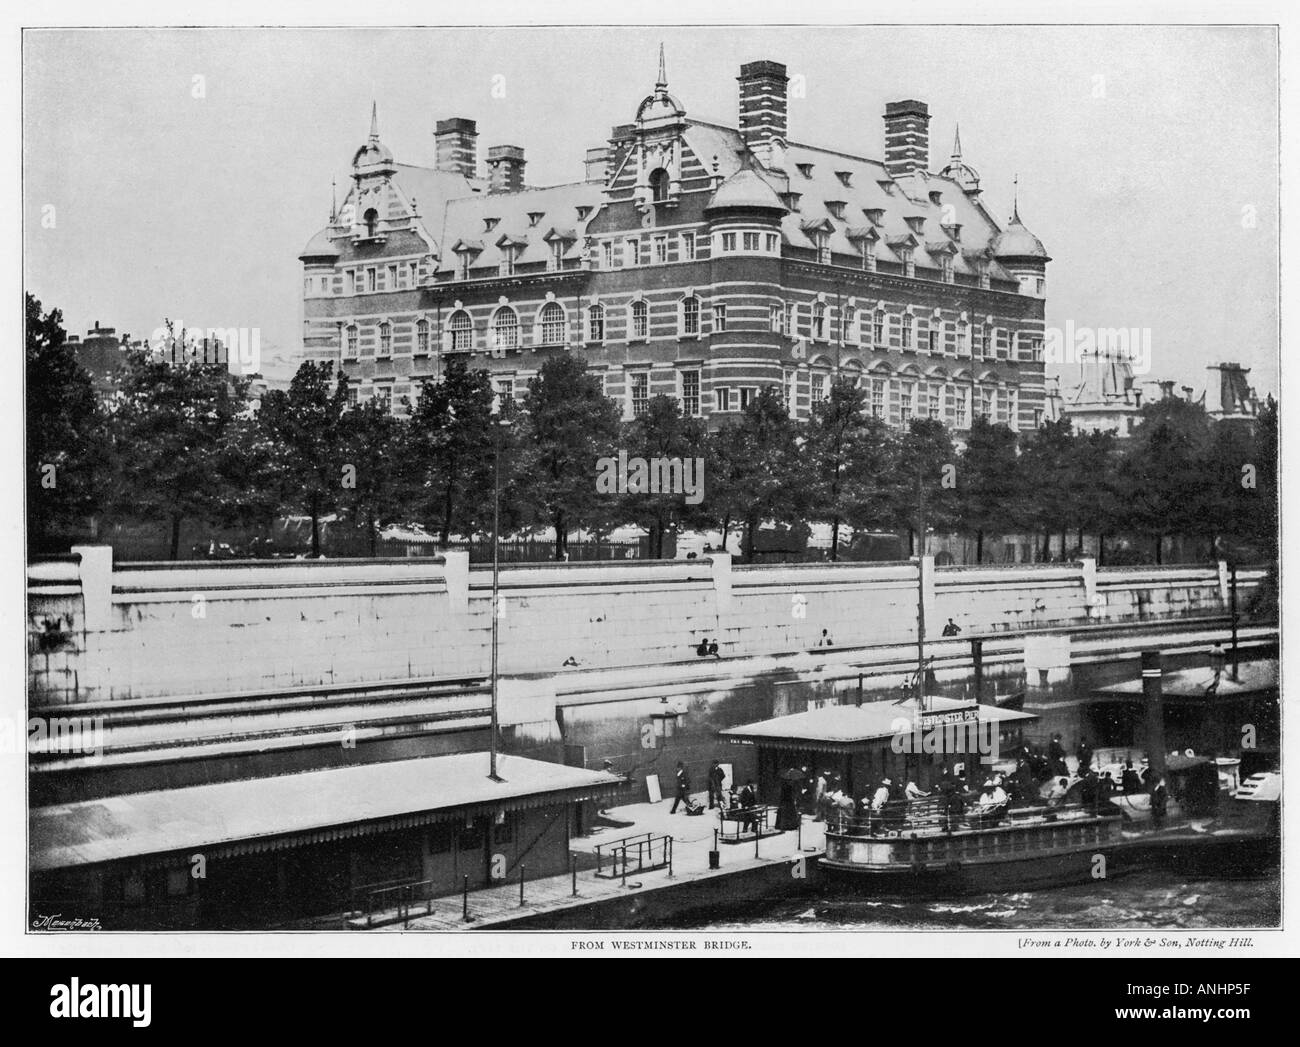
717, 805, 777, 843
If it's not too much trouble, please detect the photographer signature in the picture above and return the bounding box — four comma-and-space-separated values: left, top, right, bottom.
32, 913, 102, 932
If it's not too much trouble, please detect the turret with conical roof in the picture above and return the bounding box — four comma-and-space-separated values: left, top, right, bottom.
992, 180, 1050, 297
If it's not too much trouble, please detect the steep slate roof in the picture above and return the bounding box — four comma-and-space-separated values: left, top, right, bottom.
437, 181, 605, 273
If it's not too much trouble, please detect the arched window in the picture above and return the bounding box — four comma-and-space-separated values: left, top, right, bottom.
415, 319, 430, 355
631, 300, 648, 340
363, 208, 378, 237
587, 303, 605, 342
539, 301, 566, 345
812, 302, 826, 341
649, 168, 670, 202
378, 322, 392, 356
681, 296, 700, 336
492, 307, 519, 352
448, 310, 472, 352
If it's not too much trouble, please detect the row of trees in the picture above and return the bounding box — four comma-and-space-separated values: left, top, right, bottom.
28, 293, 1277, 564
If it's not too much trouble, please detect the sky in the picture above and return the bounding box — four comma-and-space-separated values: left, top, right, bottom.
22, 24, 1279, 397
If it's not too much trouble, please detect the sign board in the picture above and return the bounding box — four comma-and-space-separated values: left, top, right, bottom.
918, 705, 981, 730
645, 773, 662, 804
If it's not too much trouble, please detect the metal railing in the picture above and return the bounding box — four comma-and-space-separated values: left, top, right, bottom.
824, 798, 1106, 839
717, 805, 774, 842
593, 832, 673, 881
351, 877, 436, 927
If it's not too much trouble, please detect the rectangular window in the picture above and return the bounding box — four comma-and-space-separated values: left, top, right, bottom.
712, 303, 727, 332
680, 370, 701, 416
379, 325, 392, 356
499, 247, 516, 277
870, 378, 885, 418
944, 384, 959, 426
872, 311, 884, 347
721, 232, 737, 252
766, 233, 779, 253
743, 231, 760, 251
416, 323, 429, 355
630, 372, 649, 417
654, 236, 668, 264
811, 373, 829, 405
374, 384, 392, 412
680, 232, 696, 261
815, 234, 831, 265
495, 379, 513, 412
602, 241, 616, 269
550, 240, 565, 272
367, 268, 377, 293
682, 297, 700, 336
903, 316, 915, 351
928, 327, 940, 354
900, 381, 914, 421
624, 238, 639, 267
916, 317, 929, 353
770, 304, 785, 335
715, 385, 732, 412
739, 387, 757, 411
387, 264, 397, 289
1006, 387, 1020, 429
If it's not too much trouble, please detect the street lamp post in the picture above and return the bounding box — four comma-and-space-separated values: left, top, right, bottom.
489, 407, 507, 782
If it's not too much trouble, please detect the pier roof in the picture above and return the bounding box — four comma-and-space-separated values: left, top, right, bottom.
720, 696, 1036, 754
31, 753, 627, 872
1091, 660, 1277, 703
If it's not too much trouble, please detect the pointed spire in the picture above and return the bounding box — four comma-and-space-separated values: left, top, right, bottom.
656, 42, 667, 89
330, 178, 337, 223
1011, 173, 1020, 224
951, 124, 963, 161
369, 100, 380, 141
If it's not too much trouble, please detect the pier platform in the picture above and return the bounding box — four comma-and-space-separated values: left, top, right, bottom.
357, 795, 826, 931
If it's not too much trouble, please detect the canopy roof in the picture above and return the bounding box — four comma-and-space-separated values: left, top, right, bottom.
32, 753, 627, 871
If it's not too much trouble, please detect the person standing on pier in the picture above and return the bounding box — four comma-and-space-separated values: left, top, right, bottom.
1048, 734, 1068, 777
707, 761, 726, 809
1076, 738, 1094, 776
670, 761, 692, 813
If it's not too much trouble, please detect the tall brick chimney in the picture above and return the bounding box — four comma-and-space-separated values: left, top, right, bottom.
883, 100, 930, 178
435, 117, 479, 179
486, 145, 526, 193
737, 60, 789, 169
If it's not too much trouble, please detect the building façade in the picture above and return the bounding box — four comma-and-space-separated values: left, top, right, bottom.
300, 52, 1051, 433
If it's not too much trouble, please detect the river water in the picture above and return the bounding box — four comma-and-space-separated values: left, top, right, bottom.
684, 867, 1281, 930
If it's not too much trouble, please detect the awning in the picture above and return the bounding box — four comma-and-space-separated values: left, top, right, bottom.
31, 753, 628, 872
719, 696, 1037, 755
1091, 660, 1277, 704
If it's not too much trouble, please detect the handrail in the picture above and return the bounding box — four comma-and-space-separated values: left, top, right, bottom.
593, 831, 672, 880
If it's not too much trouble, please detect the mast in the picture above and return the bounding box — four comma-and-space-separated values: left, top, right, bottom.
916, 467, 927, 715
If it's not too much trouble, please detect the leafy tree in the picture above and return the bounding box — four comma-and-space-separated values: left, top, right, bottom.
1018, 417, 1078, 560
615, 394, 708, 558
26, 294, 106, 553
1116, 398, 1214, 564
805, 379, 891, 560
953, 417, 1019, 563
257, 360, 350, 557
710, 388, 804, 562
109, 342, 251, 559
340, 398, 411, 556
407, 359, 498, 545
1071, 428, 1121, 564
892, 417, 959, 558
520, 355, 621, 560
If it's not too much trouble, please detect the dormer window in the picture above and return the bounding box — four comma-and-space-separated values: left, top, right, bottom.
782, 192, 802, 212
864, 208, 885, 226
826, 201, 846, 220
576, 206, 592, 221
836, 171, 853, 187
903, 250, 915, 278
929, 191, 943, 206
860, 239, 876, 272
549, 240, 565, 272
484, 217, 500, 232
940, 254, 954, 283
796, 163, 814, 178
649, 168, 670, 202
363, 208, 379, 237
527, 212, 545, 227
905, 216, 926, 234
942, 223, 962, 242
814, 232, 830, 265
499, 245, 518, 277
877, 180, 897, 196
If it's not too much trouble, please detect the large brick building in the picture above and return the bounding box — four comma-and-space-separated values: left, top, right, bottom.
300, 53, 1050, 430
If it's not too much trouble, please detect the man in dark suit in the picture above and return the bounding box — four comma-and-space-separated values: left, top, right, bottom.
670, 761, 692, 813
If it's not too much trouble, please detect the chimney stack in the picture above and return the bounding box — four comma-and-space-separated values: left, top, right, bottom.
883, 100, 931, 178
737, 60, 789, 169
585, 146, 612, 185
486, 145, 526, 193
435, 117, 479, 179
